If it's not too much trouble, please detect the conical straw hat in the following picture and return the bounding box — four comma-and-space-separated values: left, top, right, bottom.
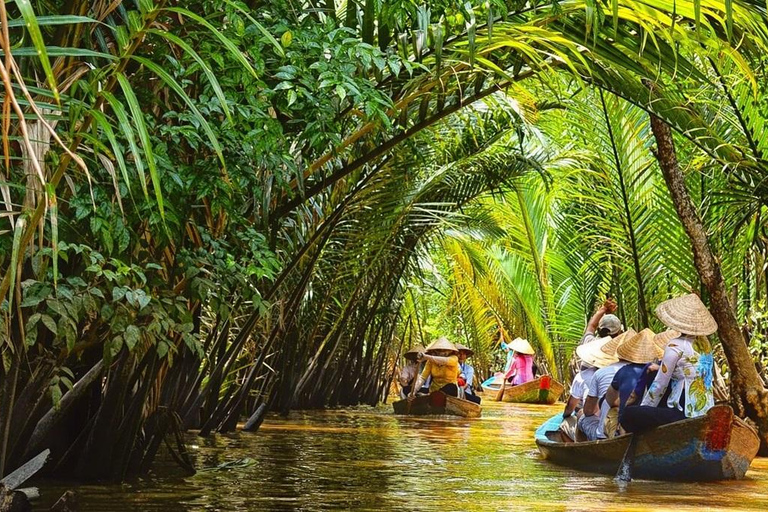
508, 337, 535, 355
576, 336, 619, 369
404, 345, 425, 361
455, 343, 474, 357
600, 328, 637, 357
655, 293, 717, 336
616, 328, 662, 364
425, 337, 458, 354
653, 329, 680, 352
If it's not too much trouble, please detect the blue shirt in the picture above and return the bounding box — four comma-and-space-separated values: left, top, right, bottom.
459, 362, 475, 390
610, 363, 646, 419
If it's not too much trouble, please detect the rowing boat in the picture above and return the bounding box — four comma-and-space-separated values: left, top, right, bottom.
481, 376, 564, 404
535, 405, 759, 481
392, 391, 481, 418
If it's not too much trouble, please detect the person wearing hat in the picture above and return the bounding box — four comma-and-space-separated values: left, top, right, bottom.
413, 337, 461, 397
575, 299, 625, 378
559, 336, 619, 441
577, 329, 636, 441
621, 294, 717, 434
397, 345, 425, 398
456, 344, 481, 404
504, 338, 536, 386
602, 329, 662, 437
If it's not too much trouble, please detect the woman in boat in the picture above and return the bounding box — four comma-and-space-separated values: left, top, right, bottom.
621, 294, 717, 434
505, 338, 536, 385
397, 345, 425, 398
456, 344, 481, 404
413, 337, 461, 397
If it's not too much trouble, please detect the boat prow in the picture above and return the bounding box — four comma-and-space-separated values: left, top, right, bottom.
535, 405, 760, 481
499, 376, 564, 404
392, 391, 481, 418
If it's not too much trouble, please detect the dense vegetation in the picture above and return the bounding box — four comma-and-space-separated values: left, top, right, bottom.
1, 0, 767, 480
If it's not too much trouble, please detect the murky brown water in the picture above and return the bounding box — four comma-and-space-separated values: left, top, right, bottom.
33, 401, 768, 511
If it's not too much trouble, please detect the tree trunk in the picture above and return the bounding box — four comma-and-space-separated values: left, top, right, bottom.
649, 112, 768, 453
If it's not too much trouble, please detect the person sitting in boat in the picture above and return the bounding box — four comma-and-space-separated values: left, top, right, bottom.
572, 299, 624, 386
413, 337, 461, 397
397, 345, 425, 399
602, 328, 663, 437
559, 335, 616, 440
456, 344, 481, 404
621, 294, 716, 434
505, 338, 536, 385
577, 329, 637, 441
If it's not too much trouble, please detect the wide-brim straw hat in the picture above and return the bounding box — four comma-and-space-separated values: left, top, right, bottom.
654, 329, 680, 351
425, 337, 459, 355
404, 345, 425, 361
455, 343, 474, 357
600, 328, 637, 357
655, 293, 718, 336
576, 336, 619, 369
508, 337, 535, 355
616, 328, 662, 364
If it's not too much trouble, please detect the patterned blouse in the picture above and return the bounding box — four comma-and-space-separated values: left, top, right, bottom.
641, 335, 714, 418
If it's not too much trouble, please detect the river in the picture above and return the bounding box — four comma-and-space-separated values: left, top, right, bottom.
34, 401, 768, 511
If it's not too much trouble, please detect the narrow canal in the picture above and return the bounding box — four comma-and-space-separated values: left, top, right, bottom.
35, 402, 768, 511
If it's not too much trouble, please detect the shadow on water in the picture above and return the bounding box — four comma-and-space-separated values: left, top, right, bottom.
32, 401, 768, 511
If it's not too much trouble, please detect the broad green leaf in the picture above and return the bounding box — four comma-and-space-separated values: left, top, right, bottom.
5, 15, 99, 28
9, 215, 27, 312
2, 47, 116, 60
90, 109, 133, 197
101, 90, 150, 203
13, 0, 59, 102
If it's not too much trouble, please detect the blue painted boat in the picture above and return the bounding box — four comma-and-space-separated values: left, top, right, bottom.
535, 405, 760, 481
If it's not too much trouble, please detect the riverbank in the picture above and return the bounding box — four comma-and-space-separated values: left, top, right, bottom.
31, 402, 768, 511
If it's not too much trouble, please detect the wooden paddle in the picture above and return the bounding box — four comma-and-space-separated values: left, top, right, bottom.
615, 434, 638, 482
495, 374, 507, 402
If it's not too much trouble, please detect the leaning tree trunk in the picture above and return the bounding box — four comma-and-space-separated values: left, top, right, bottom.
649, 113, 768, 453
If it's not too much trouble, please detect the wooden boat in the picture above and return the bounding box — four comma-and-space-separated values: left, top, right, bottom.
490, 376, 564, 404
392, 391, 481, 418
535, 405, 760, 481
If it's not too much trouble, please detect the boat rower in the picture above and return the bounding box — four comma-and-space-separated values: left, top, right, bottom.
413, 337, 461, 397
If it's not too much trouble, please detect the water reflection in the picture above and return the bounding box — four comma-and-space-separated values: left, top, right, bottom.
33, 402, 768, 511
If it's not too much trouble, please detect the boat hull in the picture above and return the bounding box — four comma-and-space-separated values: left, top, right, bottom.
392, 391, 481, 418
535, 405, 759, 481
500, 377, 564, 404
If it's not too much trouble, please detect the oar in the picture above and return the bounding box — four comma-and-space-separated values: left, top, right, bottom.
406, 363, 420, 414
495, 374, 507, 402
615, 434, 638, 483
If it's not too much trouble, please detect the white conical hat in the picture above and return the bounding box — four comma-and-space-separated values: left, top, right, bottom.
508, 337, 535, 355
653, 329, 680, 351
655, 294, 717, 336
425, 337, 459, 354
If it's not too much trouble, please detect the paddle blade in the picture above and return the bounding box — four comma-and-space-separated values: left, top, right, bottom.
615, 435, 638, 483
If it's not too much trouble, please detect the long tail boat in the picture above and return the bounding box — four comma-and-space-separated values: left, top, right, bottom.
481, 376, 564, 404
535, 405, 760, 481
392, 391, 481, 418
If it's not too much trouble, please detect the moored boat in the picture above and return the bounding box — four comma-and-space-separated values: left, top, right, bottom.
392, 391, 481, 418
535, 405, 760, 481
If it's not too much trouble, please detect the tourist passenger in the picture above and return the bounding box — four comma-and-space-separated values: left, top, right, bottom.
413, 337, 461, 397
577, 329, 636, 441
602, 329, 662, 437
559, 336, 616, 441
580, 298, 623, 348
456, 344, 481, 404
621, 294, 717, 433
397, 345, 425, 398
505, 338, 536, 385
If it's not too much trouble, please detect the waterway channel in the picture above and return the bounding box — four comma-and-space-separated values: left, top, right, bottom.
34, 401, 768, 511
